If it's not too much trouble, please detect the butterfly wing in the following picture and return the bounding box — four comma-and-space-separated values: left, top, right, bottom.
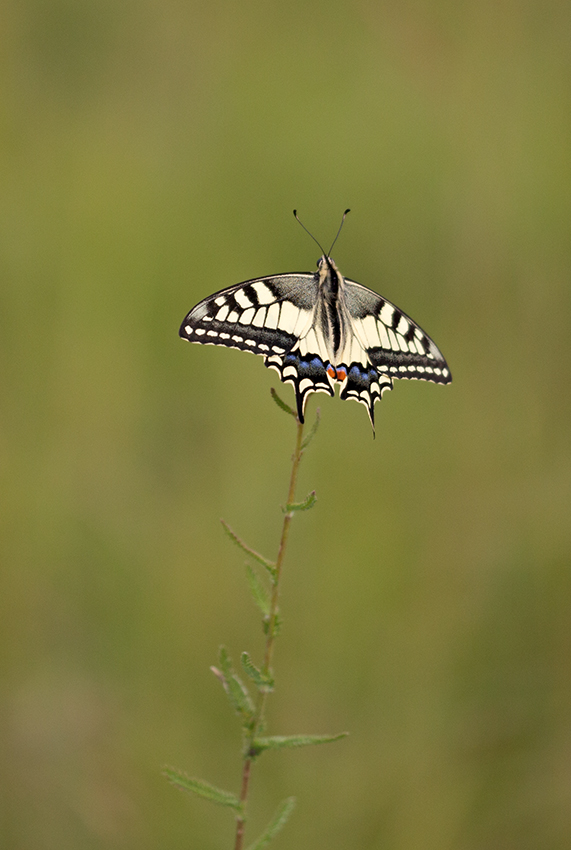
179, 273, 334, 421
337, 277, 451, 426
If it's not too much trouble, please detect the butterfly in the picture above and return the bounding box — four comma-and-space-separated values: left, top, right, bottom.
179, 212, 451, 432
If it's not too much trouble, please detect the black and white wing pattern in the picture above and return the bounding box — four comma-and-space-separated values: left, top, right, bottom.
180, 256, 451, 432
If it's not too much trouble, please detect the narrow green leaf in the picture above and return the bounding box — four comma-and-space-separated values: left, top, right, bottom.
221, 520, 277, 581
251, 732, 348, 756
283, 491, 317, 513
245, 797, 296, 850
301, 408, 320, 450
163, 767, 241, 811
241, 651, 274, 692
210, 665, 244, 718
270, 387, 296, 418
245, 564, 270, 617
212, 648, 255, 720
229, 675, 255, 720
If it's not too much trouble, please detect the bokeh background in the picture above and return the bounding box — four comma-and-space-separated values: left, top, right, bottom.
2, 1, 570, 848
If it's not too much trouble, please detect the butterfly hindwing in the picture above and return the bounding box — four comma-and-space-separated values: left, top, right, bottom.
339, 364, 393, 429
266, 349, 334, 421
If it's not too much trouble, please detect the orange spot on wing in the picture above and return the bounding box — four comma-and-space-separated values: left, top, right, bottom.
336, 367, 347, 381
327, 365, 336, 379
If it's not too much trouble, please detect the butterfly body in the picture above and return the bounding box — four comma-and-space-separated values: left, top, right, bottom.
180, 254, 451, 431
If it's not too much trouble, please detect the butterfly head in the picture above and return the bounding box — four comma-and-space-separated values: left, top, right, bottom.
317, 255, 342, 296
317, 252, 342, 280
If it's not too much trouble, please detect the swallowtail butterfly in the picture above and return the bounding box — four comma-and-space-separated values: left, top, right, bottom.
180, 212, 451, 432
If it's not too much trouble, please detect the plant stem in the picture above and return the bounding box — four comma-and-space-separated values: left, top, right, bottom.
233, 416, 306, 850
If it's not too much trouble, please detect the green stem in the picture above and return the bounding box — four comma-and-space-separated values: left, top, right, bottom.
233, 417, 306, 850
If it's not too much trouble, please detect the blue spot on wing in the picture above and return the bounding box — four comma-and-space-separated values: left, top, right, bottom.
299, 356, 325, 375
347, 364, 375, 387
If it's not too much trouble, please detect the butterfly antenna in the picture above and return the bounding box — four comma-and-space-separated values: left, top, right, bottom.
328, 208, 351, 256
293, 210, 327, 256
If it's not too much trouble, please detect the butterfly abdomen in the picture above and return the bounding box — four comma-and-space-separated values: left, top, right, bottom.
317, 257, 346, 358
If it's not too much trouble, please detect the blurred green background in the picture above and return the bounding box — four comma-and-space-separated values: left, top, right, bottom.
2, 1, 570, 848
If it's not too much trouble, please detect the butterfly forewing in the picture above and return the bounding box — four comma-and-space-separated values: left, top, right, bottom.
343, 279, 451, 383
180, 274, 316, 357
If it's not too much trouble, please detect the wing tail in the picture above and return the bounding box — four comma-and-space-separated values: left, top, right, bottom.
266, 352, 334, 423
339, 364, 393, 433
